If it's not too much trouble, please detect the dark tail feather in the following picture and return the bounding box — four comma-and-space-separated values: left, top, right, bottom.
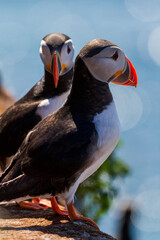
0, 153, 22, 183
0, 144, 27, 183
0, 155, 8, 172
0, 174, 53, 202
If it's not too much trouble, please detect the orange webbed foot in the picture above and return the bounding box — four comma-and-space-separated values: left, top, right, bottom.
18, 200, 48, 210
32, 198, 52, 208
67, 200, 99, 229
50, 197, 69, 216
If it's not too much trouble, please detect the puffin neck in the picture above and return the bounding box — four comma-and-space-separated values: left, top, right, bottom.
42, 68, 73, 97
67, 57, 113, 119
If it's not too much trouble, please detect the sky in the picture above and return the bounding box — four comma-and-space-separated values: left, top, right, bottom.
0, 0, 160, 239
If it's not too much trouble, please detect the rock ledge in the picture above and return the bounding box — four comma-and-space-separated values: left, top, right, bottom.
0, 203, 117, 240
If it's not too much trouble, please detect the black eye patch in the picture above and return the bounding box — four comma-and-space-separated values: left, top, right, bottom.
67, 46, 71, 54
111, 51, 118, 60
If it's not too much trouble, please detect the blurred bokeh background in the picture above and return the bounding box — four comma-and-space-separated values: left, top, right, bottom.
0, 0, 160, 239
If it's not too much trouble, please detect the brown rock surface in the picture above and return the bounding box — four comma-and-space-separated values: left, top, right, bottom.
0, 202, 117, 240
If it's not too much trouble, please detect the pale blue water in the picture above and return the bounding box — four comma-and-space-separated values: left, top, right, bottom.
0, 1, 160, 239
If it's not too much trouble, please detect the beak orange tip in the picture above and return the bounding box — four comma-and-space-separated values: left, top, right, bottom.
126, 57, 138, 87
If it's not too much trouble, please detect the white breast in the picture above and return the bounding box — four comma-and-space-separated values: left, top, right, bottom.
36, 90, 70, 119
62, 100, 120, 204
80, 100, 120, 183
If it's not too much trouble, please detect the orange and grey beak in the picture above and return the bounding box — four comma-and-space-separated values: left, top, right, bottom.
111, 57, 138, 87
51, 52, 61, 88
122, 57, 138, 87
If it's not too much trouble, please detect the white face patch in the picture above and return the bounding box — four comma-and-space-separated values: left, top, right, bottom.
83, 46, 126, 83
39, 40, 52, 68
39, 38, 75, 75
60, 39, 75, 75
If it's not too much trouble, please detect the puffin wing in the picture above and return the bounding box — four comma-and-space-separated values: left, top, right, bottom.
21, 107, 96, 181
0, 102, 41, 156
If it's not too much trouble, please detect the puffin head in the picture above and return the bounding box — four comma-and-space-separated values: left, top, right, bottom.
39, 33, 75, 88
79, 39, 137, 87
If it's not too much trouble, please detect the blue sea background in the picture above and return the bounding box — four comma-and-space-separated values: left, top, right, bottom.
0, 0, 160, 239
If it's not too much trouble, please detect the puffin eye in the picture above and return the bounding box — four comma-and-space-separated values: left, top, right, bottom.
67, 46, 71, 54
111, 51, 118, 61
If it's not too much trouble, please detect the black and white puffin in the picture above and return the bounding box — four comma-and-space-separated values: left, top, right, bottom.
0, 39, 138, 228
0, 33, 74, 171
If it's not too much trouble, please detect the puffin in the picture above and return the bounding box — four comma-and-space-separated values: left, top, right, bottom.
0, 33, 74, 171
0, 39, 138, 228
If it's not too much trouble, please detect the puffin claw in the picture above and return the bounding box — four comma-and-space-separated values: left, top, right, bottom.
71, 215, 99, 229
